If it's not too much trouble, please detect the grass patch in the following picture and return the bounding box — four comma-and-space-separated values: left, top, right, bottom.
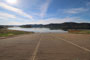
68, 30, 90, 34
0, 29, 33, 37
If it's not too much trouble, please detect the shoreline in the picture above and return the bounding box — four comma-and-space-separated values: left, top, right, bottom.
0, 29, 33, 39
0, 33, 90, 40
0, 29, 90, 40
68, 30, 90, 34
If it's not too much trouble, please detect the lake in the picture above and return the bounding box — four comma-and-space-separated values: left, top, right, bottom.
8, 27, 68, 33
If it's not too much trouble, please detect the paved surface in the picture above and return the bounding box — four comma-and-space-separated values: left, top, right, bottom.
0, 33, 90, 60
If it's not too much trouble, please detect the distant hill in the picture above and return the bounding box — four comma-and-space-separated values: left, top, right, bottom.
20, 25, 32, 28
19, 22, 90, 30
0, 25, 15, 29
0, 25, 7, 29
0, 26, 4, 29
20, 24, 44, 28
44, 22, 90, 29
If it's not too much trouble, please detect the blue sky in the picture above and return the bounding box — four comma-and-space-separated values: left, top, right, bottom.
0, 0, 90, 25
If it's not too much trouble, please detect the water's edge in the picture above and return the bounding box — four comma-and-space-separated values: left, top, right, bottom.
8, 27, 68, 33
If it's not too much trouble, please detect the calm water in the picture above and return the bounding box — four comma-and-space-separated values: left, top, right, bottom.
8, 27, 68, 33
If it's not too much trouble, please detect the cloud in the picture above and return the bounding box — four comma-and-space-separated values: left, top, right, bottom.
40, 0, 51, 18
38, 17, 82, 24
64, 8, 88, 14
0, 19, 22, 25
0, 16, 28, 25
0, 13, 21, 25
24, 17, 84, 24
0, 12, 31, 21
0, 2, 33, 19
87, 2, 90, 6
0, 16, 89, 25
0, 12, 31, 25
0, 12, 16, 19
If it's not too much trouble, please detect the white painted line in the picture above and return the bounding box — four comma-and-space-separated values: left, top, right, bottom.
30, 38, 41, 60
52, 35, 90, 53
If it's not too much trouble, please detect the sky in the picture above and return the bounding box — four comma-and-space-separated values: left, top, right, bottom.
0, 0, 90, 25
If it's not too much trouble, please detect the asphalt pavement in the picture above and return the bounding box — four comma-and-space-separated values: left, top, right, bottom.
0, 33, 90, 60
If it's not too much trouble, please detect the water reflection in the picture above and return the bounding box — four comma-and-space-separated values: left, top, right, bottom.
8, 27, 68, 33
